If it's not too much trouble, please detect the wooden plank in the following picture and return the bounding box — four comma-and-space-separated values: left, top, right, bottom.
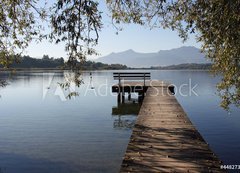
113, 77, 151, 80
113, 73, 151, 80
113, 72, 151, 75
119, 84, 225, 173
112, 81, 172, 87
114, 76, 151, 78
113, 74, 151, 76
112, 81, 175, 94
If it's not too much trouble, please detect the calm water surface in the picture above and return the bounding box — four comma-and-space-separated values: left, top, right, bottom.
0, 70, 239, 173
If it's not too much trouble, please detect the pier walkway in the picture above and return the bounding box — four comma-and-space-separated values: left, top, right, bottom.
113, 81, 224, 173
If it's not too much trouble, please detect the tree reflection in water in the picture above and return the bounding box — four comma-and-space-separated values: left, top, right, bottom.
112, 98, 142, 130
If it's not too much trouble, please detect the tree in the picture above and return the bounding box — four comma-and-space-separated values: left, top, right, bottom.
0, 0, 239, 109
0, 0, 45, 60
106, 0, 240, 110
42, 55, 50, 60
50, 0, 102, 69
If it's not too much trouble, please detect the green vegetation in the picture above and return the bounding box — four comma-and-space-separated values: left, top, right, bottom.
0, 0, 239, 109
151, 63, 212, 70
11, 55, 64, 69
80, 61, 127, 70
107, 0, 240, 109
0, 55, 127, 70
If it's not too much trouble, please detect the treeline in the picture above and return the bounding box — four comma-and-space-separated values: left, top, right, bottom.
80, 61, 128, 70
10, 55, 64, 68
151, 63, 212, 70
0, 55, 128, 70
0, 55, 211, 70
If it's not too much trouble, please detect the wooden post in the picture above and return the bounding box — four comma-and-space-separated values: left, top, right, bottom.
122, 92, 125, 103
118, 73, 121, 85
144, 73, 146, 86
138, 92, 143, 103
118, 92, 121, 103
128, 92, 131, 100
122, 77, 125, 103
118, 73, 121, 103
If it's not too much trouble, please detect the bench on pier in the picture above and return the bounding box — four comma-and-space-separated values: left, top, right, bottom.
113, 72, 151, 86
113, 72, 151, 103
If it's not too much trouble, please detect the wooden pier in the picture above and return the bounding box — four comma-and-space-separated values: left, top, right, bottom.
112, 80, 224, 173
112, 81, 174, 103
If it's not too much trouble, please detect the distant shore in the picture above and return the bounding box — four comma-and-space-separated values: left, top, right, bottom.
0, 68, 64, 71
0, 67, 211, 72
0, 63, 212, 71
0, 54, 211, 71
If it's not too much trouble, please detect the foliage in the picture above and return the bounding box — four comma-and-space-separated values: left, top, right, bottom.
50, 0, 102, 69
0, 0, 102, 68
151, 63, 212, 70
79, 61, 128, 70
0, 0, 239, 109
58, 71, 83, 99
0, 54, 127, 70
0, 79, 8, 88
0, 55, 64, 68
0, 0, 45, 59
106, 0, 240, 109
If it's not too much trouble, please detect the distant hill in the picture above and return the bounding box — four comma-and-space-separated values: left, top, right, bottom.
96, 46, 210, 68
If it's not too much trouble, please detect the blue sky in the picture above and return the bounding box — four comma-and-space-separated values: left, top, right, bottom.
24, 1, 201, 60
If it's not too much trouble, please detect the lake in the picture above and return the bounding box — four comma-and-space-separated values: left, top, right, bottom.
0, 70, 239, 173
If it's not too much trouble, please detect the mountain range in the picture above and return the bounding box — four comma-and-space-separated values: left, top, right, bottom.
96, 46, 210, 68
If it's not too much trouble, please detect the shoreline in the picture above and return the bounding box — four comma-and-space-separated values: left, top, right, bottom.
0, 68, 210, 72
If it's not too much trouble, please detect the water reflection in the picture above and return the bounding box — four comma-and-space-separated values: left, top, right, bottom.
0, 70, 133, 173
0, 70, 240, 172
112, 100, 141, 115
112, 99, 141, 130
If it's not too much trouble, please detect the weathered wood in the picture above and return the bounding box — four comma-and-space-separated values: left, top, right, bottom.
112, 81, 175, 94
113, 72, 151, 87
113, 72, 151, 78
117, 82, 225, 173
